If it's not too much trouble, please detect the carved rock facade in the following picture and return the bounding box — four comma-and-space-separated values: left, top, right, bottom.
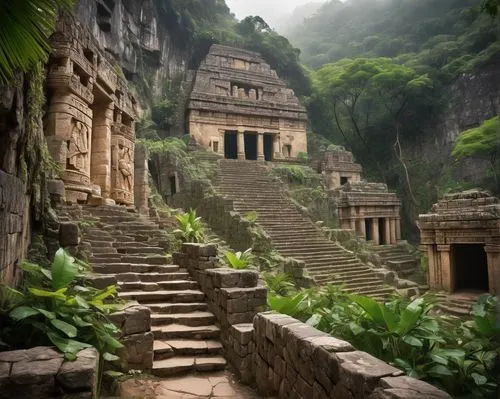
418, 190, 500, 294
320, 148, 402, 245
188, 45, 308, 161
44, 13, 137, 205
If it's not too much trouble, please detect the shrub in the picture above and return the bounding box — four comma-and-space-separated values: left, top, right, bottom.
173, 209, 206, 243
224, 249, 254, 269
0, 249, 123, 361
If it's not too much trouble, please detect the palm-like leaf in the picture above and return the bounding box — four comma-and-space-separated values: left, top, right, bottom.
0, 0, 74, 83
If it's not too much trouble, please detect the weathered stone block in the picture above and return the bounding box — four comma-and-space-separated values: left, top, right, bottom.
231, 323, 254, 345
10, 358, 63, 385
56, 348, 98, 393
368, 376, 452, 399
59, 222, 80, 247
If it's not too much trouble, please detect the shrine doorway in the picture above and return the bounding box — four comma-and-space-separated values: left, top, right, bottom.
452, 244, 489, 292
224, 132, 237, 159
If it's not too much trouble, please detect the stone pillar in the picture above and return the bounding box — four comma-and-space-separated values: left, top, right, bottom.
390, 218, 397, 244
485, 244, 500, 295
257, 132, 265, 161
273, 134, 281, 160
371, 218, 380, 245
134, 143, 149, 215
384, 218, 391, 245
422, 245, 440, 290
237, 130, 245, 160
359, 218, 366, 239
91, 102, 114, 199
396, 218, 402, 240
437, 244, 453, 292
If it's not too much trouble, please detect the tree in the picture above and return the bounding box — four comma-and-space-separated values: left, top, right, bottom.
452, 116, 500, 190
482, 0, 500, 16
0, 0, 74, 83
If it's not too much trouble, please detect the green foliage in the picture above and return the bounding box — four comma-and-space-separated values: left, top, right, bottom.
0, 249, 123, 361
482, 0, 500, 16
243, 211, 258, 224
173, 209, 206, 243
0, 0, 74, 83
267, 287, 500, 398
263, 272, 296, 296
224, 249, 254, 270
272, 165, 307, 185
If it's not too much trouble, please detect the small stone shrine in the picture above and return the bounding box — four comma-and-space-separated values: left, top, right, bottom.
44, 13, 137, 205
418, 190, 500, 294
187, 45, 308, 161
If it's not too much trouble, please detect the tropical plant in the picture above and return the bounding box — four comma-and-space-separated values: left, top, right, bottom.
263, 272, 296, 296
0, 0, 74, 83
243, 211, 258, 224
224, 249, 254, 269
173, 209, 205, 243
0, 249, 123, 362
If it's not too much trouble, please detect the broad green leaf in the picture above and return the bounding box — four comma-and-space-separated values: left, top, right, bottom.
51, 319, 78, 338
29, 287, 67, 300
268, 293, 304, 316
64, 352, 77, 361
103, 352, 120, 361
351, 295, 384, 324
9, 306, 39, 321
306, 313, 322, 327
428, 364, 454, 377
35, 308, 56, 320
51, 248, 78, 290
397, 304, 423, 335
402, 335, 423, 347
471, 373, 487, 386
47, 331, 91, 355
75, 295, 90, 309
73, 315, 92, 327
104, 370, 124, 378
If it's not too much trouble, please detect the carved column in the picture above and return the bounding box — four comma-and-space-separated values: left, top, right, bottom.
273, 134, 281, 160
237, 129, 245, 160
359, 218, 366, 239
384, 218, 391, 245
437, 244, 453, 292
390, 218, 397, 244
91, 102, 114, 199
485, 244, 500, 295
371, 218, 380, 245
257, 132, 265, 161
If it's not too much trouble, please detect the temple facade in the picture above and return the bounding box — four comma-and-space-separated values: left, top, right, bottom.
320, 148, 402, 245
44, 14, 137, 205
418, 190, 500, 294
187, 45, 308, 161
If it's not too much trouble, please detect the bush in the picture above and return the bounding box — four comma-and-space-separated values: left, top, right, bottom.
173, 209, 206, 243
224, 249, 254, 269
0, 249, 123, 361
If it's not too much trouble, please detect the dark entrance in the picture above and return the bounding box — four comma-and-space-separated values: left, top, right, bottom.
244, 133, 257, 160
340, 176, 349, 185
224, 132, 237, 159
378, 218, 386, 245
169, 175, 177, 195
264, 134, 273, 161
452, 244, 489, 292
365, 219, 373, 241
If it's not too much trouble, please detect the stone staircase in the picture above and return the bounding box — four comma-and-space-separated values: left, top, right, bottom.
372, 245, 419, 278
433, 291, 480, 318
60, 205, 226, 377
215, 160, 395, 300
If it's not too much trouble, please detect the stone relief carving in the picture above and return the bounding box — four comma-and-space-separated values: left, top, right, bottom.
118, 146, 133, 193
67, 120, 89, 172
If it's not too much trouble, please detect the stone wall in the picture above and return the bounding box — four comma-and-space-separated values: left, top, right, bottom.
250, 312, 451, 399
0, 346, 98, 399
173, 243, 267, 381
134, 143, 149, 215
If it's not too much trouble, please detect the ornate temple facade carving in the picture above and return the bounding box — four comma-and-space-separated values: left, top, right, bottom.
187, 45, 308, 161
418, 190, 500, 294
320, 148, 402, 245
44, 13, 137, 205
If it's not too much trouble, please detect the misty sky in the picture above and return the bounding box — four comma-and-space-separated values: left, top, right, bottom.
225, 0, 326, 26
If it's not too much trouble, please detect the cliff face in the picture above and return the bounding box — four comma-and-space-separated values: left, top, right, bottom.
413, 62, 500, 184
75, 0, 191, 104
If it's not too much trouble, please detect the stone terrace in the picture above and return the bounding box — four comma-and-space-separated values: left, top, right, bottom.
216, 160, 395, 299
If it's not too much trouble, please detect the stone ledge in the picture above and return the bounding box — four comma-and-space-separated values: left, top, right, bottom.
0, 347, 97, 399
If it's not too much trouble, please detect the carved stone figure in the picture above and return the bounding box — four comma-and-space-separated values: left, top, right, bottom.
118, 146, 133, 192
67, 121, 88, 172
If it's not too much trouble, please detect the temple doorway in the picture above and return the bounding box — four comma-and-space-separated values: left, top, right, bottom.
365, 218, 373, 241
378, 218, 386, 245
244, 133, 257, 160
452, 244, 489, 292
264, 134, 273, 161
224, 132, 237, 159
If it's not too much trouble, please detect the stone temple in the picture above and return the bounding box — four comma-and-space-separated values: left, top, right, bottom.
319, 148, 402, 245
418, 190, 500, 295
44, 14, 137, 205
187, 45, 308, 161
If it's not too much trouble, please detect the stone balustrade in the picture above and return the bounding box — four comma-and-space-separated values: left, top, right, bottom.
0, 347, 98, 399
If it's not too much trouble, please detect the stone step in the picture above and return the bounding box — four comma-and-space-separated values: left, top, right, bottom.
307, 264, 368, 273
152, 355, 226, 377
120, 280, 199, 292
154, 339, 223, 360
152, 324, 220, 340
116, 246, 165, 255
117, 272, 190, 283
93, 264, 180, 274
277, 246, 347, 255
119, 289, 205, 303
151, 311, 216, 327
146, 302, 209, 314
91, 246, 118, 254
